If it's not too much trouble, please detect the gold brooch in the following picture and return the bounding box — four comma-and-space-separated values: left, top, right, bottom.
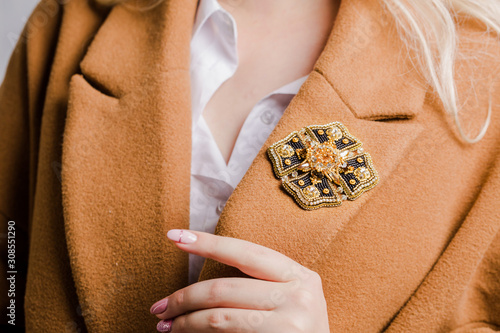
267, 122, 379, 210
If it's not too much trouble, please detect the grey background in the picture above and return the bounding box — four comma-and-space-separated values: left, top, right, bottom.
0, 0, 40, 83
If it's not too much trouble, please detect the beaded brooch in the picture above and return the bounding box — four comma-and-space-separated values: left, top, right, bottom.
267, 122, 379, 210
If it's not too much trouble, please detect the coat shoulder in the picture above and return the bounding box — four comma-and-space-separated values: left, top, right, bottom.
454, 17, 500, 130
17, 0, 110, 74
423, 18, 500, 146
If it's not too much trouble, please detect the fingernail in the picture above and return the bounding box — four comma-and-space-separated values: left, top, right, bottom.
157, 319, 173, 332
167, 229, 197, 244
150, 298, 168, 315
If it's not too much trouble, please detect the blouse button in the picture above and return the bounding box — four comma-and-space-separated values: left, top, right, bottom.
260, 109, 275, 125
216, 201, 226, 215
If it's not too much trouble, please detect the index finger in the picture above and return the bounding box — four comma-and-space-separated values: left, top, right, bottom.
167, 229, 310, 282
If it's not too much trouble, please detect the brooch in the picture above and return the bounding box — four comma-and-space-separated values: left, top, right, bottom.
267, 122, 379, 210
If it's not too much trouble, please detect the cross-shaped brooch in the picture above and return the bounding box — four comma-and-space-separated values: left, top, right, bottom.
267, 122, 379, 210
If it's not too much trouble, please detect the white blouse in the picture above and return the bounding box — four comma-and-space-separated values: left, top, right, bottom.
189, 0, 308, 284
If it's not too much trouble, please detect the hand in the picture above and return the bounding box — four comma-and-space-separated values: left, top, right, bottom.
149, 229, 330, 332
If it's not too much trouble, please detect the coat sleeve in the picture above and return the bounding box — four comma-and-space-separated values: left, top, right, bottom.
451, 150, 500, 332
0, 0, 62, 327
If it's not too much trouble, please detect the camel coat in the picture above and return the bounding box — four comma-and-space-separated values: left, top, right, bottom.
0, 0, 499, 331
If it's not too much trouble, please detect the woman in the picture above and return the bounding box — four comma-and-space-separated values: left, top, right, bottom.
1, 0, 499, 331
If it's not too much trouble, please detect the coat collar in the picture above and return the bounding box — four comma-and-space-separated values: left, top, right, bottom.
315, 0, 428, 120
78, 0, 428, 117
61, 0, 427, 329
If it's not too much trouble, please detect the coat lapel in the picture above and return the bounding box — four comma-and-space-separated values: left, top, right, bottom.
199, 0, 429, 280
61, 0, 198, 330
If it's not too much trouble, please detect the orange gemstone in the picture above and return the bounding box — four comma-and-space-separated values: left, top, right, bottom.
307, 142, 341, 173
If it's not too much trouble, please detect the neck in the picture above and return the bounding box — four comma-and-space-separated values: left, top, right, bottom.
219, 0, 338, 21
218, 0, 340, 72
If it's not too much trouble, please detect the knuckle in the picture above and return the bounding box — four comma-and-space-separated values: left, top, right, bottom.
207, 310, 230, 330
308, 271, 323, 289
280, 312, 308, 333
291, 289, 315, 308
171, 289, 186, 309
172, 315, 187, 332
297, 268, 323, 291
207, 280, 229, 304
288, 316, 308, 332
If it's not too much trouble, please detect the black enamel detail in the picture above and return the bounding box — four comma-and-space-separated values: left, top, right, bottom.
340, 172, 359, 191
294, 176, 312, 188
347, 155, 366, 169
281, 154, 301, 169
312, 129, 330, 143
288, 138, 305, 150
316, 178, 334, 197
335, 137, 355, 150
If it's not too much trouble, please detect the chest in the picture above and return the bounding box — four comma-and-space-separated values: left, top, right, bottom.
194, 2, 337, 163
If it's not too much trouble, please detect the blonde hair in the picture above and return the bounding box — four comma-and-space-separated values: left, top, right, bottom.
383, 0, 500, 143
96, 0, 500, 143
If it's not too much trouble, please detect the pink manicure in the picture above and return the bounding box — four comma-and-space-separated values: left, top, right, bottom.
167, 229, 197, 244
157, 319, 173, 332
150, 298, 168, 315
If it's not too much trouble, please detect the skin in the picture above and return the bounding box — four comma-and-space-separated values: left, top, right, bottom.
152, 230, 330, 332
203, 0, 341, 164
151, 1, 342, 331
